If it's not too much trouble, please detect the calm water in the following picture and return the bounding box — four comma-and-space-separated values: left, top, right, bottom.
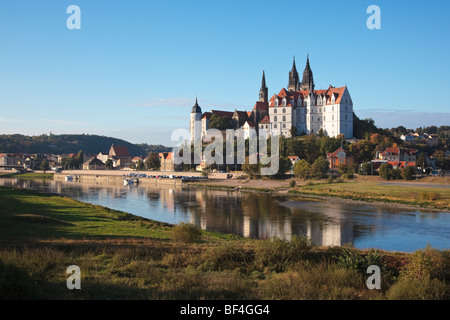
1, 178, 449, 252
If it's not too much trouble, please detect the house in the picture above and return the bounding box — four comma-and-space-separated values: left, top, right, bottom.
0, 153, 25, 169
82, 157, 106, 170
132, 157, 143, 164
242, 120, 257, 140
287, 156, 300, 172
97, 152, 109, 163
108, 144, 132, 168
327, 148, 354, 170
377, 147, 417, 162
400, 133, 415, 142
159, 152, 174, 172
387, 161, 416, 169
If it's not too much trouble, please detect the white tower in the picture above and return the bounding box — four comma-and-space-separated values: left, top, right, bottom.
190, 98, 202, 142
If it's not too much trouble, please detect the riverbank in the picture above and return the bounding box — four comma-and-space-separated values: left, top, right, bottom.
0, 186, 449, 300
186, 176, 450, 211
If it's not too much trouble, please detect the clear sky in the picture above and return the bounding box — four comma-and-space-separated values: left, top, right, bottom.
0, 0, 449, 146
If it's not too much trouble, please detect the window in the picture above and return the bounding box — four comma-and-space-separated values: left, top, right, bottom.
274, 116, 277, 122
282, 98, 286, 106
283, 124, 286, 128
282, 116, 286, 122
332, 106, 334, 112
324, 116, 326, 121
274, 124, 277, 128
282, 108, 286, 113
332, 115, 334, 120
319, 108, 321, 113
274, 108, 277, 113
275, 99, 278, 107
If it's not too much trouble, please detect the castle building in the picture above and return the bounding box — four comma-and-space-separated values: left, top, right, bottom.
190, 56, 353, 141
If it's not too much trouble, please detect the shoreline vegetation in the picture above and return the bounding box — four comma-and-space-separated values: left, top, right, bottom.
0, 186, 449, 300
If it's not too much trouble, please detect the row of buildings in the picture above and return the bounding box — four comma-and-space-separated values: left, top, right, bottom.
0, 145, 175, 172
190, 56, 354, 142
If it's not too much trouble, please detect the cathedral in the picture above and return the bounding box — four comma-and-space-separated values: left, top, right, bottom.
190, 56, 353, 141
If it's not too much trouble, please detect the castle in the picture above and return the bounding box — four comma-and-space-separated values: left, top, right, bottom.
190, 56, 353, 142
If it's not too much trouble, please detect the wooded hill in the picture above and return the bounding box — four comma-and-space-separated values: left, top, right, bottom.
0, 134, 172, 156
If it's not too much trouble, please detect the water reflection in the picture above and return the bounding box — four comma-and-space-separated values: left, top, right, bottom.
0, 178, 449, 252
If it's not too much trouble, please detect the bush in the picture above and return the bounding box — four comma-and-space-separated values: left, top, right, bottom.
400, 246, 450, 281
333, 248, 385, 275
255, 236, 313, 273
379, 163, 393, 180
386, 277, 448, 300
401, 166, 416, 181
0, 260, 35, 299
327, 175, 335, 184
198, 243, 253, 272
289, 179, 296, 188
171, 223, 202, 243
419, 191, 439, 201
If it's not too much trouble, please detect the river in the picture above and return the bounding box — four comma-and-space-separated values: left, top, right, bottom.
1, 178, 449, 252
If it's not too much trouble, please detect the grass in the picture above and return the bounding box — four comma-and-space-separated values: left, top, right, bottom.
289, 180, 450, 210
0, 172, 54, 179
0, 186, 449, 300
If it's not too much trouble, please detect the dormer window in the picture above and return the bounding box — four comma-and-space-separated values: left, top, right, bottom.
274, 99, 279, 107
282, 98, 286, 106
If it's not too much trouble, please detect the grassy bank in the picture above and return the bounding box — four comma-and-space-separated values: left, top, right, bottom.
289, 180, 450, 211
0, 186, 449, 300
0, 172, 54, 179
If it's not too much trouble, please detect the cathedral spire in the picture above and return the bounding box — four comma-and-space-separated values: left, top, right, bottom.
300, 54, 314, 91
259, 70, 268, 103
288, 56, 300, 91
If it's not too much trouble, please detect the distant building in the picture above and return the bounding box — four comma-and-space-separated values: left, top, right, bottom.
327, 147, 354, 170
108, 144, 132, 168
0, 153, 25, 169
82, 157, 106, 170
376, 147, 417, 163
159, 152, 174, 172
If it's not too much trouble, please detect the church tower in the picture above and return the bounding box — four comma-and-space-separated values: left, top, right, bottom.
288, 57, 300, 91
190, 98, 202, 142
300, 54, 314, 91
259, 70, 268, 103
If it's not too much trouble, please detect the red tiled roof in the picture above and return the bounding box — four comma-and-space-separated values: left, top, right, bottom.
252, 101, 269, 112
211, 110, 234, 119
259, 115, 270, 124
159, 152, 173, 160
269, 85, 347, 107
387, 161, 416, 168
327, 147, 349, 158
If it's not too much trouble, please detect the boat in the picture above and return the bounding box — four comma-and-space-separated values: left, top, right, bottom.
65, 176, 74, 181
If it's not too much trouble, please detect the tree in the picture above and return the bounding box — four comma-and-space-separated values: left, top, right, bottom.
293, 159, 310, 179
273, 156, 292, 179
401, 166, 416, 181
40, 160, 50, 173
135, 159, 144, 170
76, 150, 84, 169
241, 157, 260, 179
145, 152, 160, 170
361, 162, 373, 175
379, 163, 393, 180
310, 156, 329, 179
104, 158, 113, 170
290, 125, 298, 137
209, 114, 230, 130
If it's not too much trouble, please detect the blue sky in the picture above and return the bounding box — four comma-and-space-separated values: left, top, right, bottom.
0, 0, 449, 146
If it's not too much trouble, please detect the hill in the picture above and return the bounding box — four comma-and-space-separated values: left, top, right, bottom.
0, 134, 172, 156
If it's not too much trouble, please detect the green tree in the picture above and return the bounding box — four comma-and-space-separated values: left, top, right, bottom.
76, 150, 84, 169
290, 125, 298, 137
209, 114, 230, 130
241, 157, 260, 179
145, 152, 161, 170
293, 159, 310, 179
40, 160, 50, 173
272, 156, 292, 179
104, 158, 113, 170
310, 156, 329, 179
401, 166, 416, 181
361, 162, 373, 175
135, 159, 144, 170
379, 163, 393, 180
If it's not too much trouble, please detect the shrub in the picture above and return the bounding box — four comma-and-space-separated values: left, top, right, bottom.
198, 243, 253, 272
400, 246, 450, 281
255, 236, 313, 273
379, 163, 393, 180
289, 179, 296, 188
333, 248, 385, 275
0, 260, 35, 299
401, 166, 416, 181
386, 277, 448, 300
419, 191, 439, 201
171, 223, 202, 243
327, 175, 335, 184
